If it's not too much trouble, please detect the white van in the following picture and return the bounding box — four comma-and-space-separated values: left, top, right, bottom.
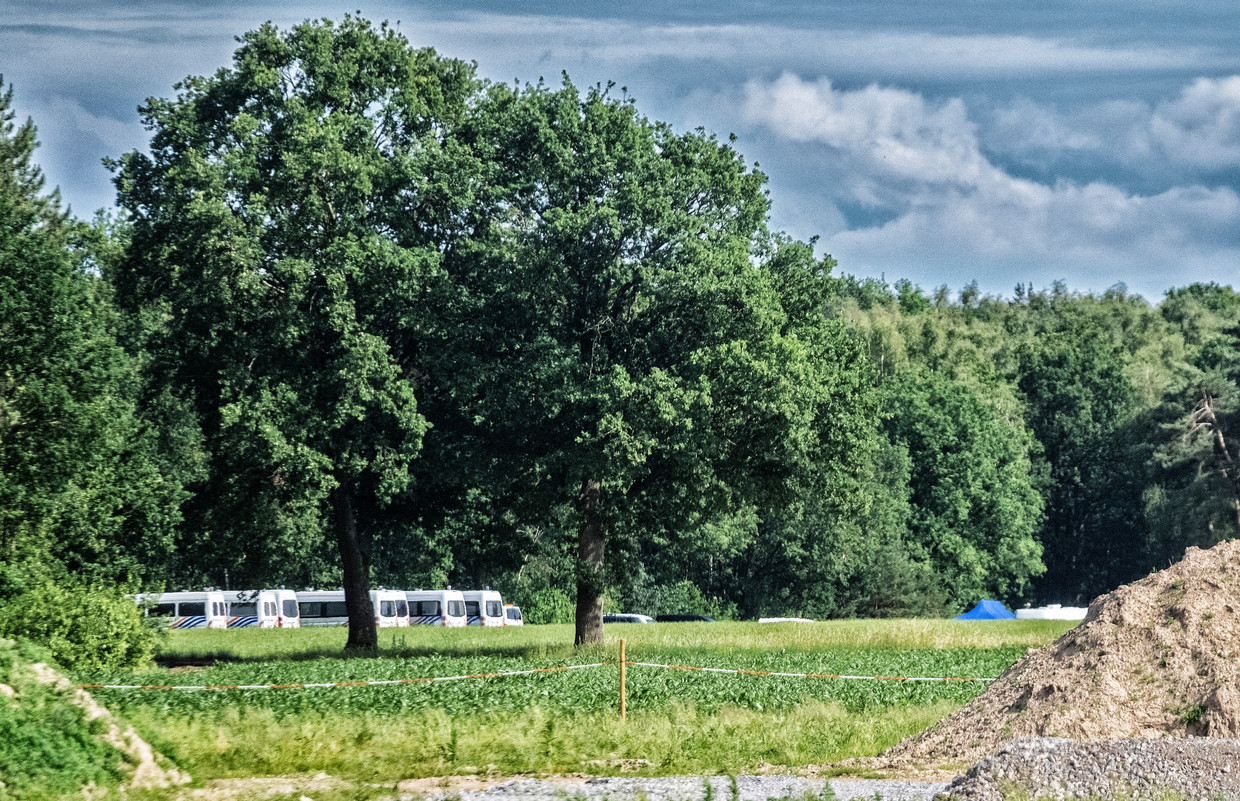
503, 604, 524, 626
406, 589, 467, 627
298, 589, 409, 628
228, 589, 300, 628
135, 591, 229, 629
462, 589, 505, 627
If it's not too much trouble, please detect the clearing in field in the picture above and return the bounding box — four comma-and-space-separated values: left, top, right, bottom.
73, 619, 1071, 785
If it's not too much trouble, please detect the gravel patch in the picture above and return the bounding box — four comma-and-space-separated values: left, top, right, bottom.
942, 737, 1240, 800
410, 775, 948, 801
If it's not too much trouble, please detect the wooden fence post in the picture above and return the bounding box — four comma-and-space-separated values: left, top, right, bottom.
620, 638, 627, 722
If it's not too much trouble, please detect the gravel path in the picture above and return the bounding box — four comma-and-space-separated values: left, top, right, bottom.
410, 775, 948, 801
410, 738, 1240, 801
944, 737, 1240, 801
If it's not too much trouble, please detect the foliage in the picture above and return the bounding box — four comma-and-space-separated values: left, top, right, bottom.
621, 578, 737, 620
0, 572, 159, 670
1144, 322, 1240, 556
111, 18, 478, 647
881, 367, 1045, 605
1016, 322, 1146, 603
410, 79, 878, 642
0, 638, 125, 798
0, 77, 178, 586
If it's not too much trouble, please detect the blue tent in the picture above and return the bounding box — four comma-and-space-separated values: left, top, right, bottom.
954, 600, 1015, 620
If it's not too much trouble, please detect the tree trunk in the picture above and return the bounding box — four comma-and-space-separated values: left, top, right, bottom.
335, 480, 377, 651
574, 478, 605, 646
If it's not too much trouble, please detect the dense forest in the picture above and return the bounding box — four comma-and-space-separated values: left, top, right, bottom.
2, 18, 1238, 650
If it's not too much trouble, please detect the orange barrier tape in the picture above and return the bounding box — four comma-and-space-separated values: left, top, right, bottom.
78, 662, 612, 691
626, 661, 994, 683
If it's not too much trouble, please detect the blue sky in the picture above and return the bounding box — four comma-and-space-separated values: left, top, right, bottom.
5, 1, 1239, 302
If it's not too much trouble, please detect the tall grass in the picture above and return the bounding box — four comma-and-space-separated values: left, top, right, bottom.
124, 700, 960, 781
154, 619, 1074, 664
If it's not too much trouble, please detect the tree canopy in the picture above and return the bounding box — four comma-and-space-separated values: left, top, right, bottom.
411, 79, 878, 642
111, 18, 476, 648
0, 78, 175, 588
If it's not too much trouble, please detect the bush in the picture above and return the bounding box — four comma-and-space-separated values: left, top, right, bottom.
0, 638, 125, 799
510, 587, 575, 625
837, 537, 951, 618
0, 579, 160, 670
623, 579, 737, 620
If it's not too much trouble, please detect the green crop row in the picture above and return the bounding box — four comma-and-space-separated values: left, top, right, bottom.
78, 641, 1023, 720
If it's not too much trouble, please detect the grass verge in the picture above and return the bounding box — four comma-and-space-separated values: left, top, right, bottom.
123, 700, 959, 782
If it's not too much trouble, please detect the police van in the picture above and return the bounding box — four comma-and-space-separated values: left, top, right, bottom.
406, 589, 468, 627
298, 589, 409, 627
135, 591, 229, 629
227, 589, 300, 628
462, 589, 505, 627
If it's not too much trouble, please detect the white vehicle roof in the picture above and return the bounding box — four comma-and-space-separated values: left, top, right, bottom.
134, 591, 225, 602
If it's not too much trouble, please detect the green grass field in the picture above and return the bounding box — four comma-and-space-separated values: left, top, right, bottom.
74, 620, 1074, 784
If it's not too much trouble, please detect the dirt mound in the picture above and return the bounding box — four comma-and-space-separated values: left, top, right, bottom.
886, 540, 1240, 766
31, 661, 190, 791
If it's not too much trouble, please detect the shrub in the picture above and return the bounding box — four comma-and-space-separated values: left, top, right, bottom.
624, 579, 737, 620
512, 587, 575, 625
0, 579, 160, 670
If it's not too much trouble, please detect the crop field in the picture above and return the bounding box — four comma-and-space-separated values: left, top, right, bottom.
75, 620, 1074, 783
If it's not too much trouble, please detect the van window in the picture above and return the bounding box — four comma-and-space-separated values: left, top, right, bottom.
325, 602, 348, 617
447, 600, 465, 617
265, 601, 277, 617
299, 602, 321, 618
283, 599, 298, 618
232, 603, 256, 617
418, 601, 441, 616
466, 601, 479, 617
180, 602, 206, 616
380, 601, 395, 617
214, 602, 225, 616
485, 601, 502, 617
506, 607, 522, 621
396, 600, 408, 617
152, 603, 176, 616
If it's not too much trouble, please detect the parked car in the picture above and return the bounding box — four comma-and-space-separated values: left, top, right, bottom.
603, 613, 654, 623
655, 614, 715, 622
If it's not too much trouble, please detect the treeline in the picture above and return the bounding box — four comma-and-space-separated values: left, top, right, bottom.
2, 18, 1238, 649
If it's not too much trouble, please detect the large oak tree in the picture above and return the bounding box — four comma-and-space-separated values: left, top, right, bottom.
417, 80, 877, 644
111, 19, 475, 649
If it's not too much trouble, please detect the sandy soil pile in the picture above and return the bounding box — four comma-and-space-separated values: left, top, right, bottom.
885, 540, 1240, 767
32, 661, 190, 791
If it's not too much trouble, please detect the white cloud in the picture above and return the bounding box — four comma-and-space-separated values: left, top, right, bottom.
1150, 76, 1240, 168
724, 73, 1240, 299
984, 76, 1240, 175
737, 74, 985, 189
